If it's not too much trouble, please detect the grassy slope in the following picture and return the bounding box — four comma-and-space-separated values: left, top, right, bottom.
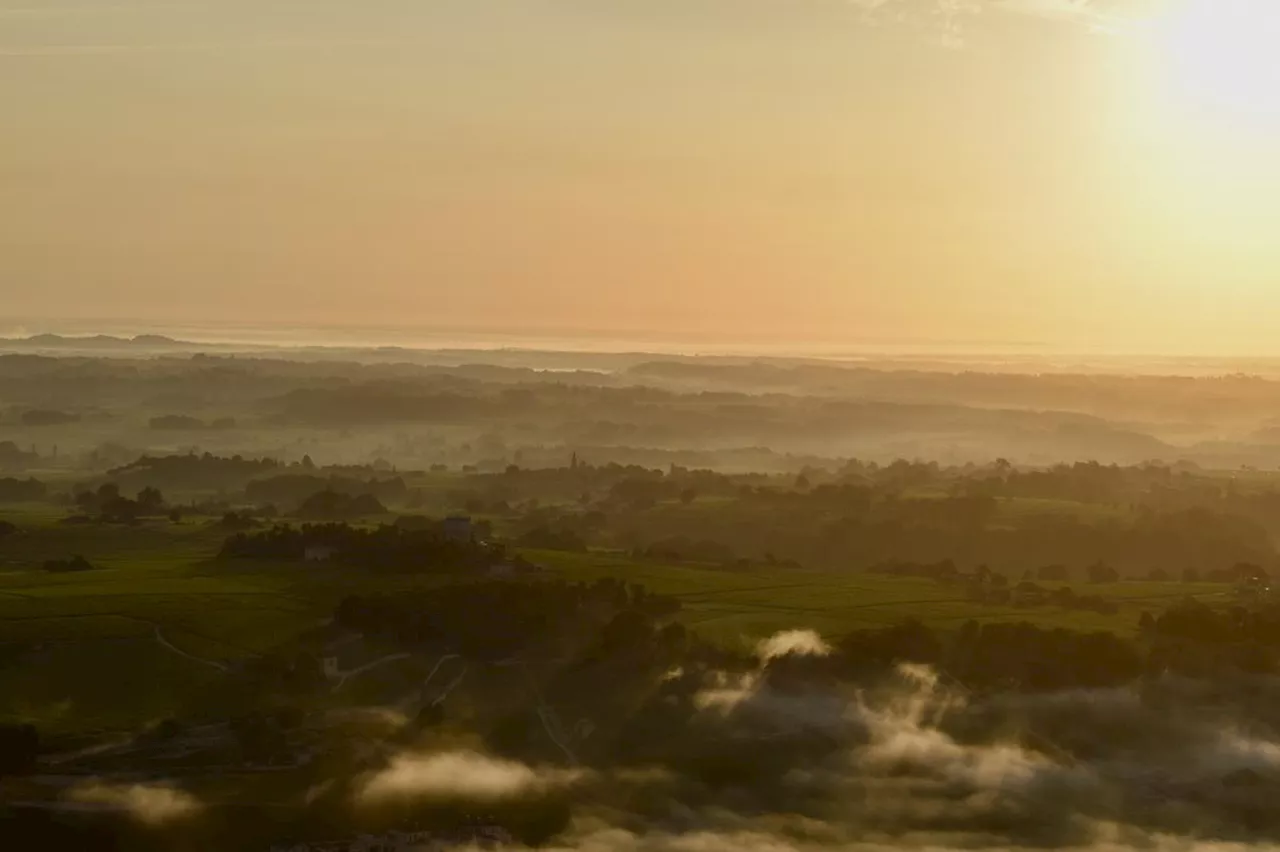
0, 505, 1234, 731
0, 508, 467, 729
530, 549, 1231, 649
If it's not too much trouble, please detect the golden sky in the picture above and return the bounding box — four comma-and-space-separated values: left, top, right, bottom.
4, 0, 1280, 352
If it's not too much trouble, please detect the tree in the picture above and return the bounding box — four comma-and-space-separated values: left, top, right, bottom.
137, 486, 165, 514
1087, 561, 1120, 584
680, 488, 697, 505
659, 621, 688, 651
1234, 562, 1269, 585
44, 555, 94, 573
600, 608, 654, 653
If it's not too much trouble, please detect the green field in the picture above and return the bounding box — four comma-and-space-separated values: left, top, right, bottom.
0, 506, 1234, 732
530, 550, 1232, 648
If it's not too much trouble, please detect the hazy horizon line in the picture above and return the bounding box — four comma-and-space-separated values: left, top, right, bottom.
9, 318, 1280, 370
2, 316, 1051, 354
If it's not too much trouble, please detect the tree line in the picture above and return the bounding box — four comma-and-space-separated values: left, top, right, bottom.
219, 522, 505, 573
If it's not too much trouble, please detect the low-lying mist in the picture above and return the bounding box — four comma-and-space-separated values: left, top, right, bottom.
526, 650, 1280, 852
29, 627, 1280, 850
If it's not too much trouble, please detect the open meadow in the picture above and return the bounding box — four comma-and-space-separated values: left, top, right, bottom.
0, 501, 1236, 734
531, 550, 1233, 645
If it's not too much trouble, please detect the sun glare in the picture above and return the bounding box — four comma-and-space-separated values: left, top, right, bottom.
1152, 0, 1280, 131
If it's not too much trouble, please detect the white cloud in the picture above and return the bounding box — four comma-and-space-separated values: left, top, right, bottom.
68, 781, 202, 825
356, 750, 585, 804
694, 670, 762, 713
756, 630, 832, 663
511, 823, 1280, 852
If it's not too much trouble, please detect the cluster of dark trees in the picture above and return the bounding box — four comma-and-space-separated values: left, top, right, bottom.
1141, 599, 1280, 676
393, 513, 493, 538
20, 408, 79, 426
334, 577, 680, 659
870, 559, 997, 581
296, 490, 387, 519
604, 475, 707, 511
43, 555, 95, 573
796, 598, 1280, 691
217, 510, 263, 530
109, 452, 280, 491
72, 483, 167, 522
0, 440, 36, 470
862, 561, 1123, 613
0, 476, 46, 502
871, 558, 1130, 586
148, 414, 236, 430
464, 459, 1280, 580
245, 474, 408, 508
1016, 582, 1117, 613
1145, 598, 1280, 643
948, 621, 1143, 689
957, 461, 1178, 503
427, 459, 1280, 577
602, 484, 1275, 575
473, 457, 1280, 570
808, 619, 1143, 692
105, 452, 411, 498
220, 522, 503, 573
448, 462, 748, 515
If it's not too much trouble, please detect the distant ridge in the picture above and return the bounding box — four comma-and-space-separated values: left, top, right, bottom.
0, 333, 189, 348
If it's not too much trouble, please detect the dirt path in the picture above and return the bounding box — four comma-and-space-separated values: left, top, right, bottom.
430, 665, 469, 707
153, 626, 229, 673
396, 653, 462, 711
519, 662, 578, 765
332, 653, 412, 693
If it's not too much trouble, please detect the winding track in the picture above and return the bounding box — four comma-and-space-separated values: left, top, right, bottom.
152, 625, 229, 673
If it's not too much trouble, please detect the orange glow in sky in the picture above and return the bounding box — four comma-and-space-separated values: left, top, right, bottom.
3, 0, 1280, 354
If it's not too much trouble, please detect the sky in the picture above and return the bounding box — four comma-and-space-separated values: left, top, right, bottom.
4, 0, 1280, 353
